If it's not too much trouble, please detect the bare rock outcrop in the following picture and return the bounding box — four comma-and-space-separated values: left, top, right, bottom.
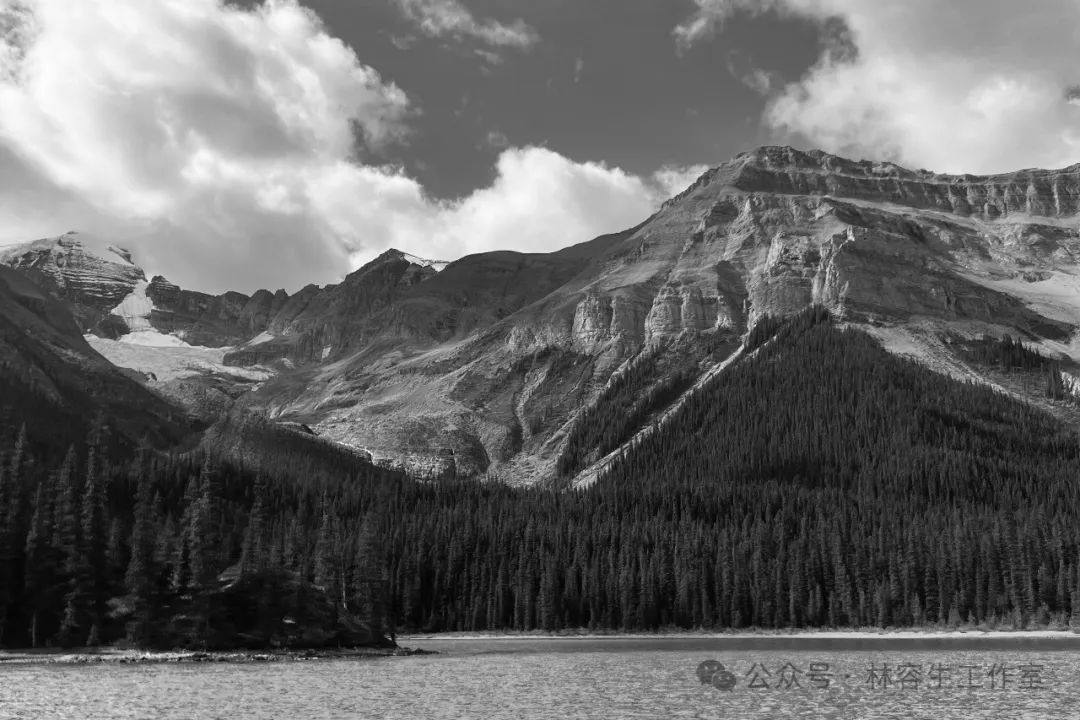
0, 231, 145, 333
16, 147, 1080, 485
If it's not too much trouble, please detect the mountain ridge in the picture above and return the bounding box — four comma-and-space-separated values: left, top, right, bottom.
6, 146, 1080, 483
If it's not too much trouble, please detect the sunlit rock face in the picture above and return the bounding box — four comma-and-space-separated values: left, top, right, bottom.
242, 147, 1080, 482
12, 147, 1080, 483
617, 146, 1080, 340
730, 145, 1080, 220
0, 231, 146, 334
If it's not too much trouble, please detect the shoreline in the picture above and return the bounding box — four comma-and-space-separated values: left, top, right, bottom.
0, 646, 436, 666
7, 628, 1080, 664
399, 628, 1080, 641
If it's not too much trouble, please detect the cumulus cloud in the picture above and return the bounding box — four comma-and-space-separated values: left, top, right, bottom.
677, 0, 1080, 174
329, 148, 704, 269
392, 0, 538, 50
651, 164, 712, 201
0, 0, 671, 294
0, 0, 413, 290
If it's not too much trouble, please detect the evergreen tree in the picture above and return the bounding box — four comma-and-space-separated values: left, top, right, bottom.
125, 449, 157, 645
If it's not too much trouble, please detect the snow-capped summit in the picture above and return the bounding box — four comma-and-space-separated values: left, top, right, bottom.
0, 231, 145, 314
363, 248, 450, 273
399, 251, 450, 272
0, 230, 137, 267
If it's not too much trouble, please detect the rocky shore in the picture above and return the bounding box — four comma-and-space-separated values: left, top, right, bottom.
0, 646, 437, 665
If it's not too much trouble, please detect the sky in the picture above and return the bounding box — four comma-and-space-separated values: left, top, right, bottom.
1, 0, 1080, 293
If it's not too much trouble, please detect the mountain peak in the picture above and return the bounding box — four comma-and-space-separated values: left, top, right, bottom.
0, 230, 139, 269
727, 145, 921, 179
367, 248, 449, 272
658, 145, 1080, 222
0, 230, 147, 331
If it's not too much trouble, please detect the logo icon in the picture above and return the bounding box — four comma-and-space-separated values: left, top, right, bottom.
697, 660, 737, 691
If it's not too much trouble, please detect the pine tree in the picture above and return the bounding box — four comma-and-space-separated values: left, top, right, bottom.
312, 493, 336, 593
24, 475, 57, 648
54, 447, 81, 647
0, 446, 10, 646
125, 451, 158, 645
0, 425, 26, 645
79, 435, 109, 645
352, 514, 388, 641
240, 476, 269, 576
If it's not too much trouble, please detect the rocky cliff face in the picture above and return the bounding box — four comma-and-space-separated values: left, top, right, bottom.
12, 147, 1080, 484
726, 146, 1080, 220
223, 249, 444, 366
144, 275, 276, 347
250, 147, 1080, 483
0, 231, 146, 335
0, 263, 193, 450
0, 236, 456, 363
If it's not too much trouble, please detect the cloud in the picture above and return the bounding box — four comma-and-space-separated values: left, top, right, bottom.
474, 48, 502, 66
674, 0, 785, 54
0, 0, 675, 294
388, 33, 418, 50
392, 0, 538, 50
484, 130, 509, 150
0, 0, 415, 291
677, 0, 1080, 174
327, 148, 702, 269
725, 50, 782, 97
651, 164, 712, 201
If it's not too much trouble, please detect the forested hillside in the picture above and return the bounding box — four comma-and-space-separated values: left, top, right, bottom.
379, 309, 1080, 632
554, 332, 736, 479
3, 308, 1080, 646
0, 415, 401, 649
0, 265, 192, 458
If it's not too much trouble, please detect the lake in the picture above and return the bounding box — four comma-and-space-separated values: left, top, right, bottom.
1, 636, 1078, 719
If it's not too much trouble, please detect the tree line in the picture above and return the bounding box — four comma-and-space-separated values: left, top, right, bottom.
0, 420, 397, 649
3, 307, 1080, 645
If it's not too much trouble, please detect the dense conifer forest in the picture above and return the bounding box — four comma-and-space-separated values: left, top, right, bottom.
3, 307, 1080, 647
0, 419, 399, 649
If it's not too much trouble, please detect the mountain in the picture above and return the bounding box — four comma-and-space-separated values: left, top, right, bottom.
241, 146, 1080, 482
344, 310, 1080, 634
0, 233, 453, 355
0, 231, 146, 337
7, 156, 1080, 648
6, 146, 1080, 483
0, 263, 194, 454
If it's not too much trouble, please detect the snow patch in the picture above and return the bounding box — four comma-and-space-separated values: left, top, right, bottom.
87, 335, 273, 383
1031, 332, 1080, 365
110, 280, 154, 331
119, 330, 191, 348
0, 231, 137, 268
401, 252, 449, 272
959, 270, 1080, 326
245, 331, 275, 346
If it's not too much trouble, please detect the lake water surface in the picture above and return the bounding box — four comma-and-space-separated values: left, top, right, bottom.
2, 637, 1079, 719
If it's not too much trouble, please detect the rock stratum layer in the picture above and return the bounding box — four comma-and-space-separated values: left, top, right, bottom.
0, 231, 146, 335
241, 147, 1080, 483
7, 147, 1080, 483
